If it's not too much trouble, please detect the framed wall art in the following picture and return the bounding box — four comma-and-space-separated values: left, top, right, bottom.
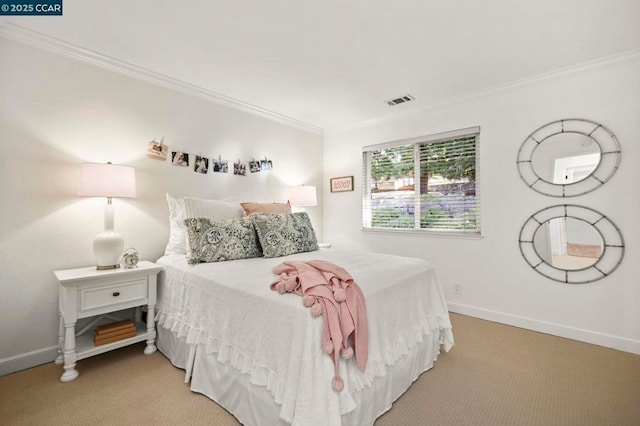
330, 176, 354, 193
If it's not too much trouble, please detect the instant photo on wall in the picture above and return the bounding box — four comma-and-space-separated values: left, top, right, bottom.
234, 162, 247, 176
194, 156, 209, 174
213, 159, 228, 173
147, 140, 168, 160
249, 160, 261, 173
171, 151, 189, 166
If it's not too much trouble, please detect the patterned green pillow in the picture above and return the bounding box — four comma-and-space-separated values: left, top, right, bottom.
184, 217, 262, 265
252, 212, 319, 258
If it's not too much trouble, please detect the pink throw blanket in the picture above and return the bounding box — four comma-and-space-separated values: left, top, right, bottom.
271, 260, 368, 392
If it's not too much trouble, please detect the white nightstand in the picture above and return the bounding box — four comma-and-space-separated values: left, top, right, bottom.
54, 261, 163, 382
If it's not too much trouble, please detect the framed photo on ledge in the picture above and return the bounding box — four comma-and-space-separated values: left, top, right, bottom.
330, 176, 354, 193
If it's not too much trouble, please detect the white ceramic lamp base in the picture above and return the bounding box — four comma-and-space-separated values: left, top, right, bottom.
93, 202, 124, 270
93, 230, 124, 270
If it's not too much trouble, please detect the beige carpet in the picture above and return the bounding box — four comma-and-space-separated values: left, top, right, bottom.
1, 314, 639, 426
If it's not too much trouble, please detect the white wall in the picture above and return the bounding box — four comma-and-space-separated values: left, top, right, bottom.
0, 38, 323, 371
323, 55, 640, 354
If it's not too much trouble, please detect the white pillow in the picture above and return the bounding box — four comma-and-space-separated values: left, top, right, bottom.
164, 193, 187, 255
164, 194, 245, 256
183, 197, 245, 221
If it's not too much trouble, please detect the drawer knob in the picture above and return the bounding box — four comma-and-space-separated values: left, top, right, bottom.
112, 292, 120, 297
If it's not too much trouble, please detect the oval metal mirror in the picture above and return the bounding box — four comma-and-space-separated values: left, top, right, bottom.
519, 205, 624, 284
532, 217, 603, 270
517, 119, 620, 197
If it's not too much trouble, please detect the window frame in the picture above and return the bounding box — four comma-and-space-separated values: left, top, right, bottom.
361, 126, 481, 237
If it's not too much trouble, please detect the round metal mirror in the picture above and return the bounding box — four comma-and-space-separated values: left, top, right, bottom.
519, 205, 624, 284
517, 119, 620, 197
532, 217, 603, 270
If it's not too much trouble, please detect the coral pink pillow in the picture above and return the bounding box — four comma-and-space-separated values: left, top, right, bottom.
241, 202, 291, 215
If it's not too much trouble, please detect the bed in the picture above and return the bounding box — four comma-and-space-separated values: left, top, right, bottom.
154, 195, 454, 425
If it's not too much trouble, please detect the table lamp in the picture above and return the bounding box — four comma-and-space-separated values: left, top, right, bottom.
289, 185, 317, 211
78, 162, 136, 269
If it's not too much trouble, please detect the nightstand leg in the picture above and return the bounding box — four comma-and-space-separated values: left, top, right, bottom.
144, 305, 157, 355
55, 312, 64, 365
61, 322, 79, 382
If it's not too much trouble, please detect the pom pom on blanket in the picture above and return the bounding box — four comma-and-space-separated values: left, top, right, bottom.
341, 346, 354, 360
276, 282, 286, 294
311, 302, 323, 317
333, 288, 346, 302
332, 376, 344, 392
323, 340, 334, 355
285, 279, 298, 292
302, 295, 315, 307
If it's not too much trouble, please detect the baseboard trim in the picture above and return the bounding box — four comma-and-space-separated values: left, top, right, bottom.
0, 346, 58, 376
448, 302, 640, 355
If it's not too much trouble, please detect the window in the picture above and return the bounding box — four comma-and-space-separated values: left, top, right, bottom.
362, 127, 480, 235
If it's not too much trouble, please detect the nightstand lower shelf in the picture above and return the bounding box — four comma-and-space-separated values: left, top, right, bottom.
75, 322, 150, 361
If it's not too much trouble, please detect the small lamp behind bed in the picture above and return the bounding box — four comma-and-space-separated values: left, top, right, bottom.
78, 162, 136, 270
288, 185, 317, 212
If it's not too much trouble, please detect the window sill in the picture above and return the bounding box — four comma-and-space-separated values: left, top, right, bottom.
361, 227, 483, 240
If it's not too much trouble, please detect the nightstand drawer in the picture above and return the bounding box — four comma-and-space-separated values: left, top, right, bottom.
79, 279, 148, 313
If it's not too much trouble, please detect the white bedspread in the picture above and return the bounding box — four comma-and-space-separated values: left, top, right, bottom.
156, 249, 454, 425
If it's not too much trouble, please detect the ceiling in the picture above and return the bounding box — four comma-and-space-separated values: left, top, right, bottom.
3, 0, 640, 132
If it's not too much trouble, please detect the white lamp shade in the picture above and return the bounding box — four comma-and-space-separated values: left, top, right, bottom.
289, 185, 317, 207
78, 162, 137, 198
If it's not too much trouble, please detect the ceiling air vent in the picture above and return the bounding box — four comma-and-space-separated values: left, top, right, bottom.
386, 94, 415, 106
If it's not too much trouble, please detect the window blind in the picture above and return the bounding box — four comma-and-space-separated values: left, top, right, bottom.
362, 128, 480, 234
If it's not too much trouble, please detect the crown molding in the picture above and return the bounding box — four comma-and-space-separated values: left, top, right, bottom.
327, 48, 640, 136
2, 22, 637, 137
0, 23, 323, 135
